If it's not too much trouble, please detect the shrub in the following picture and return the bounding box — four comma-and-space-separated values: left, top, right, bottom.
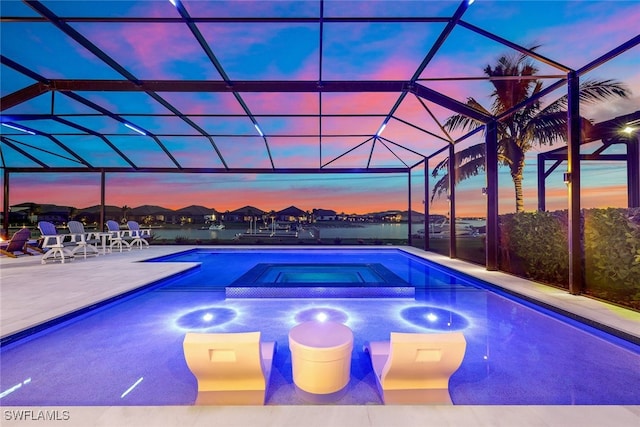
499, 211, 569, 286
174, 235, 189, 244
583, 207, 640, 309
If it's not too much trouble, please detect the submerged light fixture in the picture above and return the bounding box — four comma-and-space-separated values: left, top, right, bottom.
124, 123, 147, 136
1, 123, 36, 135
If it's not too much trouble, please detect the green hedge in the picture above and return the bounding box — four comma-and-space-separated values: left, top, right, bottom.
583, 208, 640, 309
499, 211, 569, 286
499, 208, 640, 311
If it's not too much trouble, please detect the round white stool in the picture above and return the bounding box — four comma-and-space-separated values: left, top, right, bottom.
288, 320, 354, 402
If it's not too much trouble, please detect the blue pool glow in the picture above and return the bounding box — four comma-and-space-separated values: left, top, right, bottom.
175, 307, 238, 330
0, 248, 638, 406
400, 306, 469, 331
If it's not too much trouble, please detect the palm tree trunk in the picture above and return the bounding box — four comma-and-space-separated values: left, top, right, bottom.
508, 141, 526, 213
511, 155, 526, 212
512, 172, 524, 213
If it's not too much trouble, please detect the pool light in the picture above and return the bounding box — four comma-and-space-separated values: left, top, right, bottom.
1, 123, 36, 135
294, 306, 349, 324
175, 307, 237, 330
401, 306, 469, 331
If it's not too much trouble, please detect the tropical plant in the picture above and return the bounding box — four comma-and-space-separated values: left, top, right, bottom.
121, 205, 130, 223
431, 47, 629, 212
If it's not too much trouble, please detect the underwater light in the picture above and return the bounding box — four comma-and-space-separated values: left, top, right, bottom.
175, 307, 237, 330
294, 307, 349, 324
401, 306, 469, 331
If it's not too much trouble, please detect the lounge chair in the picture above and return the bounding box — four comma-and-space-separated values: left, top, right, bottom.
364, 332, 466, 404
0, 228, 33, 258
126, 220, 151, 249
182, 331, 276, 405
38, 221, 74, 264
105, 220, 131, 252
67, 220, 101, 259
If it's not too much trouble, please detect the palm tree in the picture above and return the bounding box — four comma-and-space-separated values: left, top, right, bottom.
121, 205, 130, 223
431, 47, 629, 212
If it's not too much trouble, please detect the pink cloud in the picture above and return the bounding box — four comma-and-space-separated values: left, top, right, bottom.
243, 92, 319, 115
78, 22, 214, 80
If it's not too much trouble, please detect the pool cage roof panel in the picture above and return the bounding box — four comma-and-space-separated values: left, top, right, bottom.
1, 0, 638, 173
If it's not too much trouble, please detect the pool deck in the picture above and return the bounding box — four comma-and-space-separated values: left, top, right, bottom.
1, 245, 639, 427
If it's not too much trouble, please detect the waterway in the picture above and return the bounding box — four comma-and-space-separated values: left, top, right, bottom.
150, 220, 486, 241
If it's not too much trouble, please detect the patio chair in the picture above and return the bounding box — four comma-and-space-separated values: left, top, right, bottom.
0, 228, 33, 258
67, 220, 101, 259
363, 332, 466, 405
182, 331, 277, 405
126, 220, 151, 249
105, 220, 131, 252
37, 221, 74, 264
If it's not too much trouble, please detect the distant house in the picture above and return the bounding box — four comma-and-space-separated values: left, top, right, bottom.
313, 208, 337, 221
227, 206, 265, 222
75, 205, 122, 225
276, 206, 307, 223
174, 205, 214, 225
38, 211, 70, 225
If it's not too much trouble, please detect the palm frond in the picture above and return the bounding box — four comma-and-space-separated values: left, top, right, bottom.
578, 79, 629, 104
548, 78, 629, 111
430, 174, 449, 202
525, 111, 567, 146
430, 144, 486, 201
443, 98, 488, 133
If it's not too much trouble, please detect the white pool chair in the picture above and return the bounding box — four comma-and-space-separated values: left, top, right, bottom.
37, 221, 74, 264
105, 220, 131, 252
183, 331, 276, 405
67, 220, 100, 259
364, 332, 466, 404
126, 220, 151, 249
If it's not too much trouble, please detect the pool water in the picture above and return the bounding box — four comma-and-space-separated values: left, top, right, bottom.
1, 248, 639, 406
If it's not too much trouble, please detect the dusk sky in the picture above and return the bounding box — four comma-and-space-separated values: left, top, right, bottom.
1, 0, 638, 217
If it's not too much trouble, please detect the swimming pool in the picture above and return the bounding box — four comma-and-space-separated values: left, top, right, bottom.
1, 248, 639, 405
